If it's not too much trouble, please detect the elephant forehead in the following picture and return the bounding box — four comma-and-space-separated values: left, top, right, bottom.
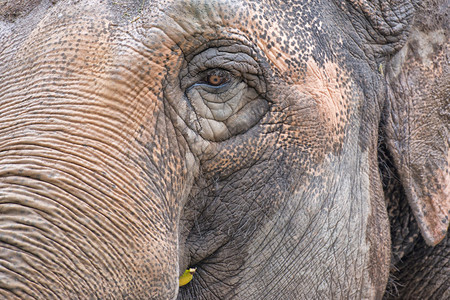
14, 4, 169, 131
145, 0, 327, 72
17, 14, 112, 76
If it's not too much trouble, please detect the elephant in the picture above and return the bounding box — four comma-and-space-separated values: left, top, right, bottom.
0, 0, 448, 299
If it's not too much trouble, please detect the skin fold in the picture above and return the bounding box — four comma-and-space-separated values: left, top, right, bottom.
0, 0, 448, 299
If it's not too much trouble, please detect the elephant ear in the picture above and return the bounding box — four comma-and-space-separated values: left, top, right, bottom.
383, 1, 449, 246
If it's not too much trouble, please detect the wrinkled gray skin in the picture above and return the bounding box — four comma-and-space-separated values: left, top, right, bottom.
0, 0, 448, 299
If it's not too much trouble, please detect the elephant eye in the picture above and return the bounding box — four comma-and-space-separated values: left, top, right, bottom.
202, 70, 230, 87
178, 46, 268, 142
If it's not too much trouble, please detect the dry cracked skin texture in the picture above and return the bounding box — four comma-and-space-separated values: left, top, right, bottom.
0, 0, 448, 299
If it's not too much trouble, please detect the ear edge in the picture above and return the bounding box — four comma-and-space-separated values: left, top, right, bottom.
382, 0, 449, 247
401, 170, 449, 246
382, 118, 449, 247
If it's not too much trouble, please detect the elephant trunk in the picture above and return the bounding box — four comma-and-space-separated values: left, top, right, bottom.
0, 97, 195, 298
0, 6, 199, 297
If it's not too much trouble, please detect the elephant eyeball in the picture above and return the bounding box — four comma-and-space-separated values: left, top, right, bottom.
204, 71, 230, 86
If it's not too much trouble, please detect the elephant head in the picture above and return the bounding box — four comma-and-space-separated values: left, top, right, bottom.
0, 0, 448, 299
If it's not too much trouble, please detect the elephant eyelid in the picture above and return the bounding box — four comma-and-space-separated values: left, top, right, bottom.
198, 69, 233, 88
180, 47, 261, 91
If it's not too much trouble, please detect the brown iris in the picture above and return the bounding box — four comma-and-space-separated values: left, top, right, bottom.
204, 71, 230, 86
